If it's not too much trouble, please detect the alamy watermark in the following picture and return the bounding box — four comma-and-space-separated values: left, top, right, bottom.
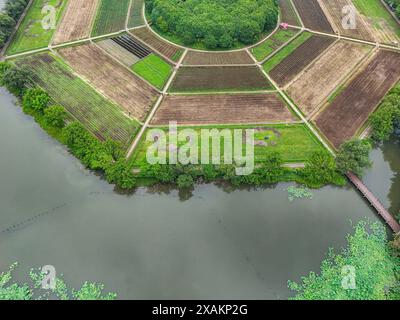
41, 5, 56, 30
41, 265, 56, 290
146, 122, 255, 175
341, 265, 356, 290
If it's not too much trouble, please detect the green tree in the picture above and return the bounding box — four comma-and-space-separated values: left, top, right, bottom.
303, 151, 343, 186
22, 88, 50, 113
177, 174, 194, 188
336, 139, 372, 177
288, 221, 400, 300
105, 159, 136, 190
44, 105, 67, 128
1, 65, 33, 96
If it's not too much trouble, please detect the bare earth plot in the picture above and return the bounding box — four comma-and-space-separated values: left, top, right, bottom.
292, 0, 334, 33
318, 0, 375, 42
182, 51, 254, 65
278, 0, 301, 26
58, 44, 159, 121
131, 27, 183, 62
269, 35, 335, 86
287, 41, 371, 116
315, 50, 400, 148
170, 66, 271, 92
151, 94, 297, 125
53, 0, 98, 45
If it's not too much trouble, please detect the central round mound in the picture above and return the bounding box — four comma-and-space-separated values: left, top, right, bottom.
145, 0, 279, 50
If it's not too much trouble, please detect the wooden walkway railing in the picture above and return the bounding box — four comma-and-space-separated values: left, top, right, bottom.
347, 172, 400, 234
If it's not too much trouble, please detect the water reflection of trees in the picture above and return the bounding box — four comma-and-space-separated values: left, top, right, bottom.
382, 140, 400, 221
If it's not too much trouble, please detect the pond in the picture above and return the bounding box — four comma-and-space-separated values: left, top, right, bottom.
0, 87, 397, 299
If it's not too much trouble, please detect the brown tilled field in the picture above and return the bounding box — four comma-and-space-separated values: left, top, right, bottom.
319, 0, 375, 42
58, 44, 159, 121
292, 0, 334, 33
170, 66, 271, 92
182, 51, 254, 65
151, 94, 297, 125
131, 27, 183, 61
53, 0, 98, 45
315, 50, 400, 148
270, 35, 335, 86
287, 41, 371, 116
278, 0, 300, 26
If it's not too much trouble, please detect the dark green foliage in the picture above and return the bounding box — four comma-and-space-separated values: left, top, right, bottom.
384, 0, 400, 18
289, 220, 400, 300
336, 139, 372, 177
302, 151, 344, 187
44, 105, 67, 128
0, 0, 30, 49
146, 0, 279, 49
370, 85, 400, 143
177, 174, 194, 188
0, 64, 33, 96
22, 88, 50, 113
62, 122, 136, 189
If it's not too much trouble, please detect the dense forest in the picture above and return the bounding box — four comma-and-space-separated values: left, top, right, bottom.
145, 0, 279, 49
385, 0, 400, 17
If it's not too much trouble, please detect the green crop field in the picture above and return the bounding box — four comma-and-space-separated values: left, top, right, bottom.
251, 28, 299, 62
7, 0, 67, 55
132, 54, 173, 90
17, 53, 139, 147
131, 124, 324, 166
262, 32, 312, 73
92, 0, 130, 37
352, 0, 400, 37
128, 0, 145, 28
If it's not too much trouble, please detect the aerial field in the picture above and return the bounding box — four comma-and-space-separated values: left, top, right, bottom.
91, 0, 130, 36
132, 124, 324, 166
268, 35, 335, 86
53, 0, 98, 45
170, 66, 271, 93
96, 39, 140, 67
352, 0, 400, 44
251, 28, 299, 62
151, 94, 297, 125
58, 44, 159, 121
292, 0, 334, 33
183, 51, 254, 65
112, 34, 152, 59
128, 0, 145, 28
17, 53, 138, 146
287, 41, 371, 116
319, 0, 375, 42
131, 54, 173, 90
7, 0, 67, 55
315, 50, 400, 148
278, 0, 301, 26
131, 27, 183, 62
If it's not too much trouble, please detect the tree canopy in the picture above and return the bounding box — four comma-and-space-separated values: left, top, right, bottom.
146, 0, 279, 49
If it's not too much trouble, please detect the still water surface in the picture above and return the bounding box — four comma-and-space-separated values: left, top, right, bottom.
0, 87, 397, 299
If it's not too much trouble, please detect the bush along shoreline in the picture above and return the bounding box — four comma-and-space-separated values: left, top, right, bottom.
1, 61, 353, 191
0, 0, 30, 50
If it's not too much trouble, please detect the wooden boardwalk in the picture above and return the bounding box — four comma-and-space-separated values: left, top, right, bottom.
347, 172, 400, 234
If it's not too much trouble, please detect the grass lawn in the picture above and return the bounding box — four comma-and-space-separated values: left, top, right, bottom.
262, 32, 312, 73
7, 0, 67, 55
17, 53, 139, 147
251, 28, 299, 61
131, 54, 173, 90
131, 124, 324, 166
352, 0, 400, 37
